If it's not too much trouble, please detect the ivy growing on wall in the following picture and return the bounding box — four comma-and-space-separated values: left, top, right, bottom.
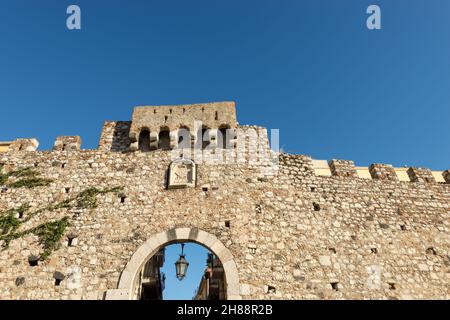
0, 165, 53, 188
0, 181, 123, 260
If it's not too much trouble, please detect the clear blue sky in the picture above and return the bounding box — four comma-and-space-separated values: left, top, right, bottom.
0, 1, 449, 169
161, 243, 210, 300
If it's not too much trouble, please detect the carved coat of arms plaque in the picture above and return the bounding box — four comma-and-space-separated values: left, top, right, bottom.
168, 159, 196, 189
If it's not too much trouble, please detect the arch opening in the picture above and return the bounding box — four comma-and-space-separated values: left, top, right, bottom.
138, 129, 151, 152
105, 228, 241, 300
158, 128, 171, 150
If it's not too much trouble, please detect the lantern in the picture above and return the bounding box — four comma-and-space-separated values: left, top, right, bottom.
175, 243, 189, 280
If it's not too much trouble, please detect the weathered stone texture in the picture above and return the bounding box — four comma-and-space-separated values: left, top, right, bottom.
407, 167, 436, 183
129, 102, 237, 143
98, 121, 131, 152
369, 164, 398, 181
53, 136, 82, 151
8, 139, 39, 152
329, 160, 357, 178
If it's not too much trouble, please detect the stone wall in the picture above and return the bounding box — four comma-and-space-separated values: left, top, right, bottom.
0, 145, 448, 300
129, 102, 238, 144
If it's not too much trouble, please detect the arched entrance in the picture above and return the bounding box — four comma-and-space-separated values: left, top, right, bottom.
105, 228, 241, 300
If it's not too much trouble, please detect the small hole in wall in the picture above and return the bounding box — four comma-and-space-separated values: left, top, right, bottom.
15, 277, 25, 286
53, 272, 65, 286
28, 255, 39, 267
153, 109, 157, 114
34, 162, 39, 167
310, 187, 316, 192
164, 115, 168, 122
1, 187, 8, 193
120, 196, 126, 204
202, 187, 208, 192
225, 221, 230, 228
65, 187, 70, 194
330, 282, 339, 291
400, 224, 406, 231
313, 203, 321, 211
388, 283, 396, 290
183, 108, 185, 113
371, 248, 378, 254
67, 234, 78, 247
329, 247, 336, 254
426, 247, 437, 255
169, 109, 172, 114
267, 285, 276, 294
18, 211, 24, 219
61, 163, 66, 169
215, 111, 218, 120
202, 107, 204, 112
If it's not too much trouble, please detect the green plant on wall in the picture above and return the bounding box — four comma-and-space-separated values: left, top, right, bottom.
0, 165, 53, 189
0, 184, 123, 260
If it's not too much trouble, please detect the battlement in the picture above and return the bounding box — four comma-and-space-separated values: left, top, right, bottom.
310, 158, 447, 183
2, 102, 448, 185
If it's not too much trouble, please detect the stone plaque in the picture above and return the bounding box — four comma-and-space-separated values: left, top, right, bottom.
168, 159, 196, 189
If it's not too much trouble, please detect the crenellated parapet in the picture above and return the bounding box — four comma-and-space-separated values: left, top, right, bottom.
53, 136, 82, 151
98, 121, 131, 152
443, 170, 450, 183
328, 159, 357, 178
407, 167, 436, 183
369, 163, 398, 181
311, 158, 448, 184
8, 138, 39, 152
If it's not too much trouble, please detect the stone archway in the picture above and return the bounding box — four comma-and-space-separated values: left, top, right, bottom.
105, 228, 241, 300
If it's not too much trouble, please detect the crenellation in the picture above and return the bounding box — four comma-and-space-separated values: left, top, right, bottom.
98, 121, 131, 152
7, 138, 39, 152
369, 163, 398, 181
407, 167, 435, 183
443, 170, 450, 184
53, 136, 82, 151
328, 160, 357, 178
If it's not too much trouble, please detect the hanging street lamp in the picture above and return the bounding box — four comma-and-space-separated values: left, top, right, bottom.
175, 243, 189, 281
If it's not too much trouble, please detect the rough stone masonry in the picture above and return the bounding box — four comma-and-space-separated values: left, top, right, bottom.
0, 102, 448, 300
